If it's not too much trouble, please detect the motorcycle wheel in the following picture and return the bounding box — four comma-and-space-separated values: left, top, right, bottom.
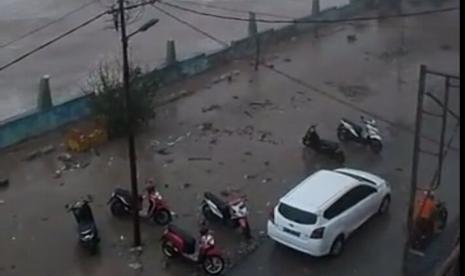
242, 222, 252, 240
161, 240, 177, 258
436, 205, 448, 232
337, 128, 350, 142
203, 255, 225, 275
202, 204, 217, 221
110, 201, 126, 217
369, 139, 383, 154
334, 151, 345, 164
153, 209, 172, 225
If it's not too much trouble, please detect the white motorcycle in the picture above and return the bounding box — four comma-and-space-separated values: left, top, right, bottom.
337, 116, 383, 153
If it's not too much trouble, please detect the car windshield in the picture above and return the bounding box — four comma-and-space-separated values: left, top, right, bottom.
278, 203, 317, 225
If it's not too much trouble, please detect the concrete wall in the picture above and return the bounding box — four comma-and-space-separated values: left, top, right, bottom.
0, 94, 93, 148
0, 0, 373, 149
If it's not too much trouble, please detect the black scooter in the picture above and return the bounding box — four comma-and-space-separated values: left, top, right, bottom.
303, 125, 345, 163
201, 192, 252, 239
66, 196, 100, 254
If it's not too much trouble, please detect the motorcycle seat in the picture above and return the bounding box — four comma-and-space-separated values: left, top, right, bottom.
204, 192, 230, 217
115, 188, 131, 199
168, 225, 196, 254
320, 139, 339, 150
342, 118, 363, 134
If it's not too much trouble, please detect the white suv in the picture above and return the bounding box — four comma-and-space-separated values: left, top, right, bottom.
267, 168, 391, 257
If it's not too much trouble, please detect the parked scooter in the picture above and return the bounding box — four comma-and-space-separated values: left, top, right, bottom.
66, 196, 100, 254
161, 225, 225, 275
201, 192, 251, 239
302, 124, 345, 163
337, 116, 383, 153
107, 186, 172, 225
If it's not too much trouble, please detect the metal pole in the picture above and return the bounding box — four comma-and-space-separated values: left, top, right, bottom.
118, 0, 141, 247
403, 64, 427, 272
435, 77, 450, 189
254, 34, 260, 71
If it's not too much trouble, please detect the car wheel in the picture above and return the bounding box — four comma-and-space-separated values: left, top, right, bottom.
329, 235, 345, 257
378, 195, 390, 215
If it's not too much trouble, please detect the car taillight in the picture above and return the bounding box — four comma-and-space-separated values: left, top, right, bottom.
310, 227, 325, 239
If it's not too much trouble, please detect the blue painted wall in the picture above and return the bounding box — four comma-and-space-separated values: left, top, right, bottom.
0, 94, 93, 148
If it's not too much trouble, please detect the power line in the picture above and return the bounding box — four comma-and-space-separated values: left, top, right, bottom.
0, 12, 107, 72
168, 0, 293, 19
159, 1, 459, 24
0, 0, 98, 49
0, 0, 157, 72
152, 4, 229, 47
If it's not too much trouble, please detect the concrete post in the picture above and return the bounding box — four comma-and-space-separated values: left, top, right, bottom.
37, 75, 52, 111
248, 12, 257, 38
312, 0, 320, 16
166, 40, 177, 66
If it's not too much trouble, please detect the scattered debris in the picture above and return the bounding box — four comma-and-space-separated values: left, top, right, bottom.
128, 262, 142, 270
338, 84, 371, 99
264, 161, 270, 166
199, 122, 213, 131
440, 44, 452, 51
57, 153, 72, 162
243, 174, 257, 180
209, 138, 218, 145
347, 34, 357, 43
249, 99, 273, 109
396, 167, 404, 172
11, 236, 16, 241
244, 151, 253, 156
232, 95, 239, 100
156, 148, 171, 155
40, 145, 56, 155
182, 183, 192, 189
41, 217, 48, 222
243, 111, 253, 118
0, 177, 9, 188
0, 199, 5, 205
164, 159, 174, 164
164, 184, 169, 188
59, 182, 64, 186
232, 70, 241, 76
378, 47, 408, 63
205, 169, 212, 174
290, 36, 297, 42
120, 235, 125, 241
201, 104, 221, 113
54, 170, 62, 179
130, 246, 143, 253
24, 150, 40, 161
283, 57, 292, 62
261, 178, 272, 184
188, 157, 212, 161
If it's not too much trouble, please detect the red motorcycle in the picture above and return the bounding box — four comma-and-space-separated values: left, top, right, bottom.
107, 187, 172, 225
161, 225, 225, 275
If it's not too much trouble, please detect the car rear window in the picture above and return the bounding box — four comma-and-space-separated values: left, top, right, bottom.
335, 171, 377, 185
278, 203, 317, 225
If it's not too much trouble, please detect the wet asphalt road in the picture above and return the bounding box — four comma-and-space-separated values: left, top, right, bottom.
0, 2, 460, 276
0, 0, 349, 121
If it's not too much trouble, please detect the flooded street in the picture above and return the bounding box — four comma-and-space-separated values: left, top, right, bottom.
0, 1, 460, 275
